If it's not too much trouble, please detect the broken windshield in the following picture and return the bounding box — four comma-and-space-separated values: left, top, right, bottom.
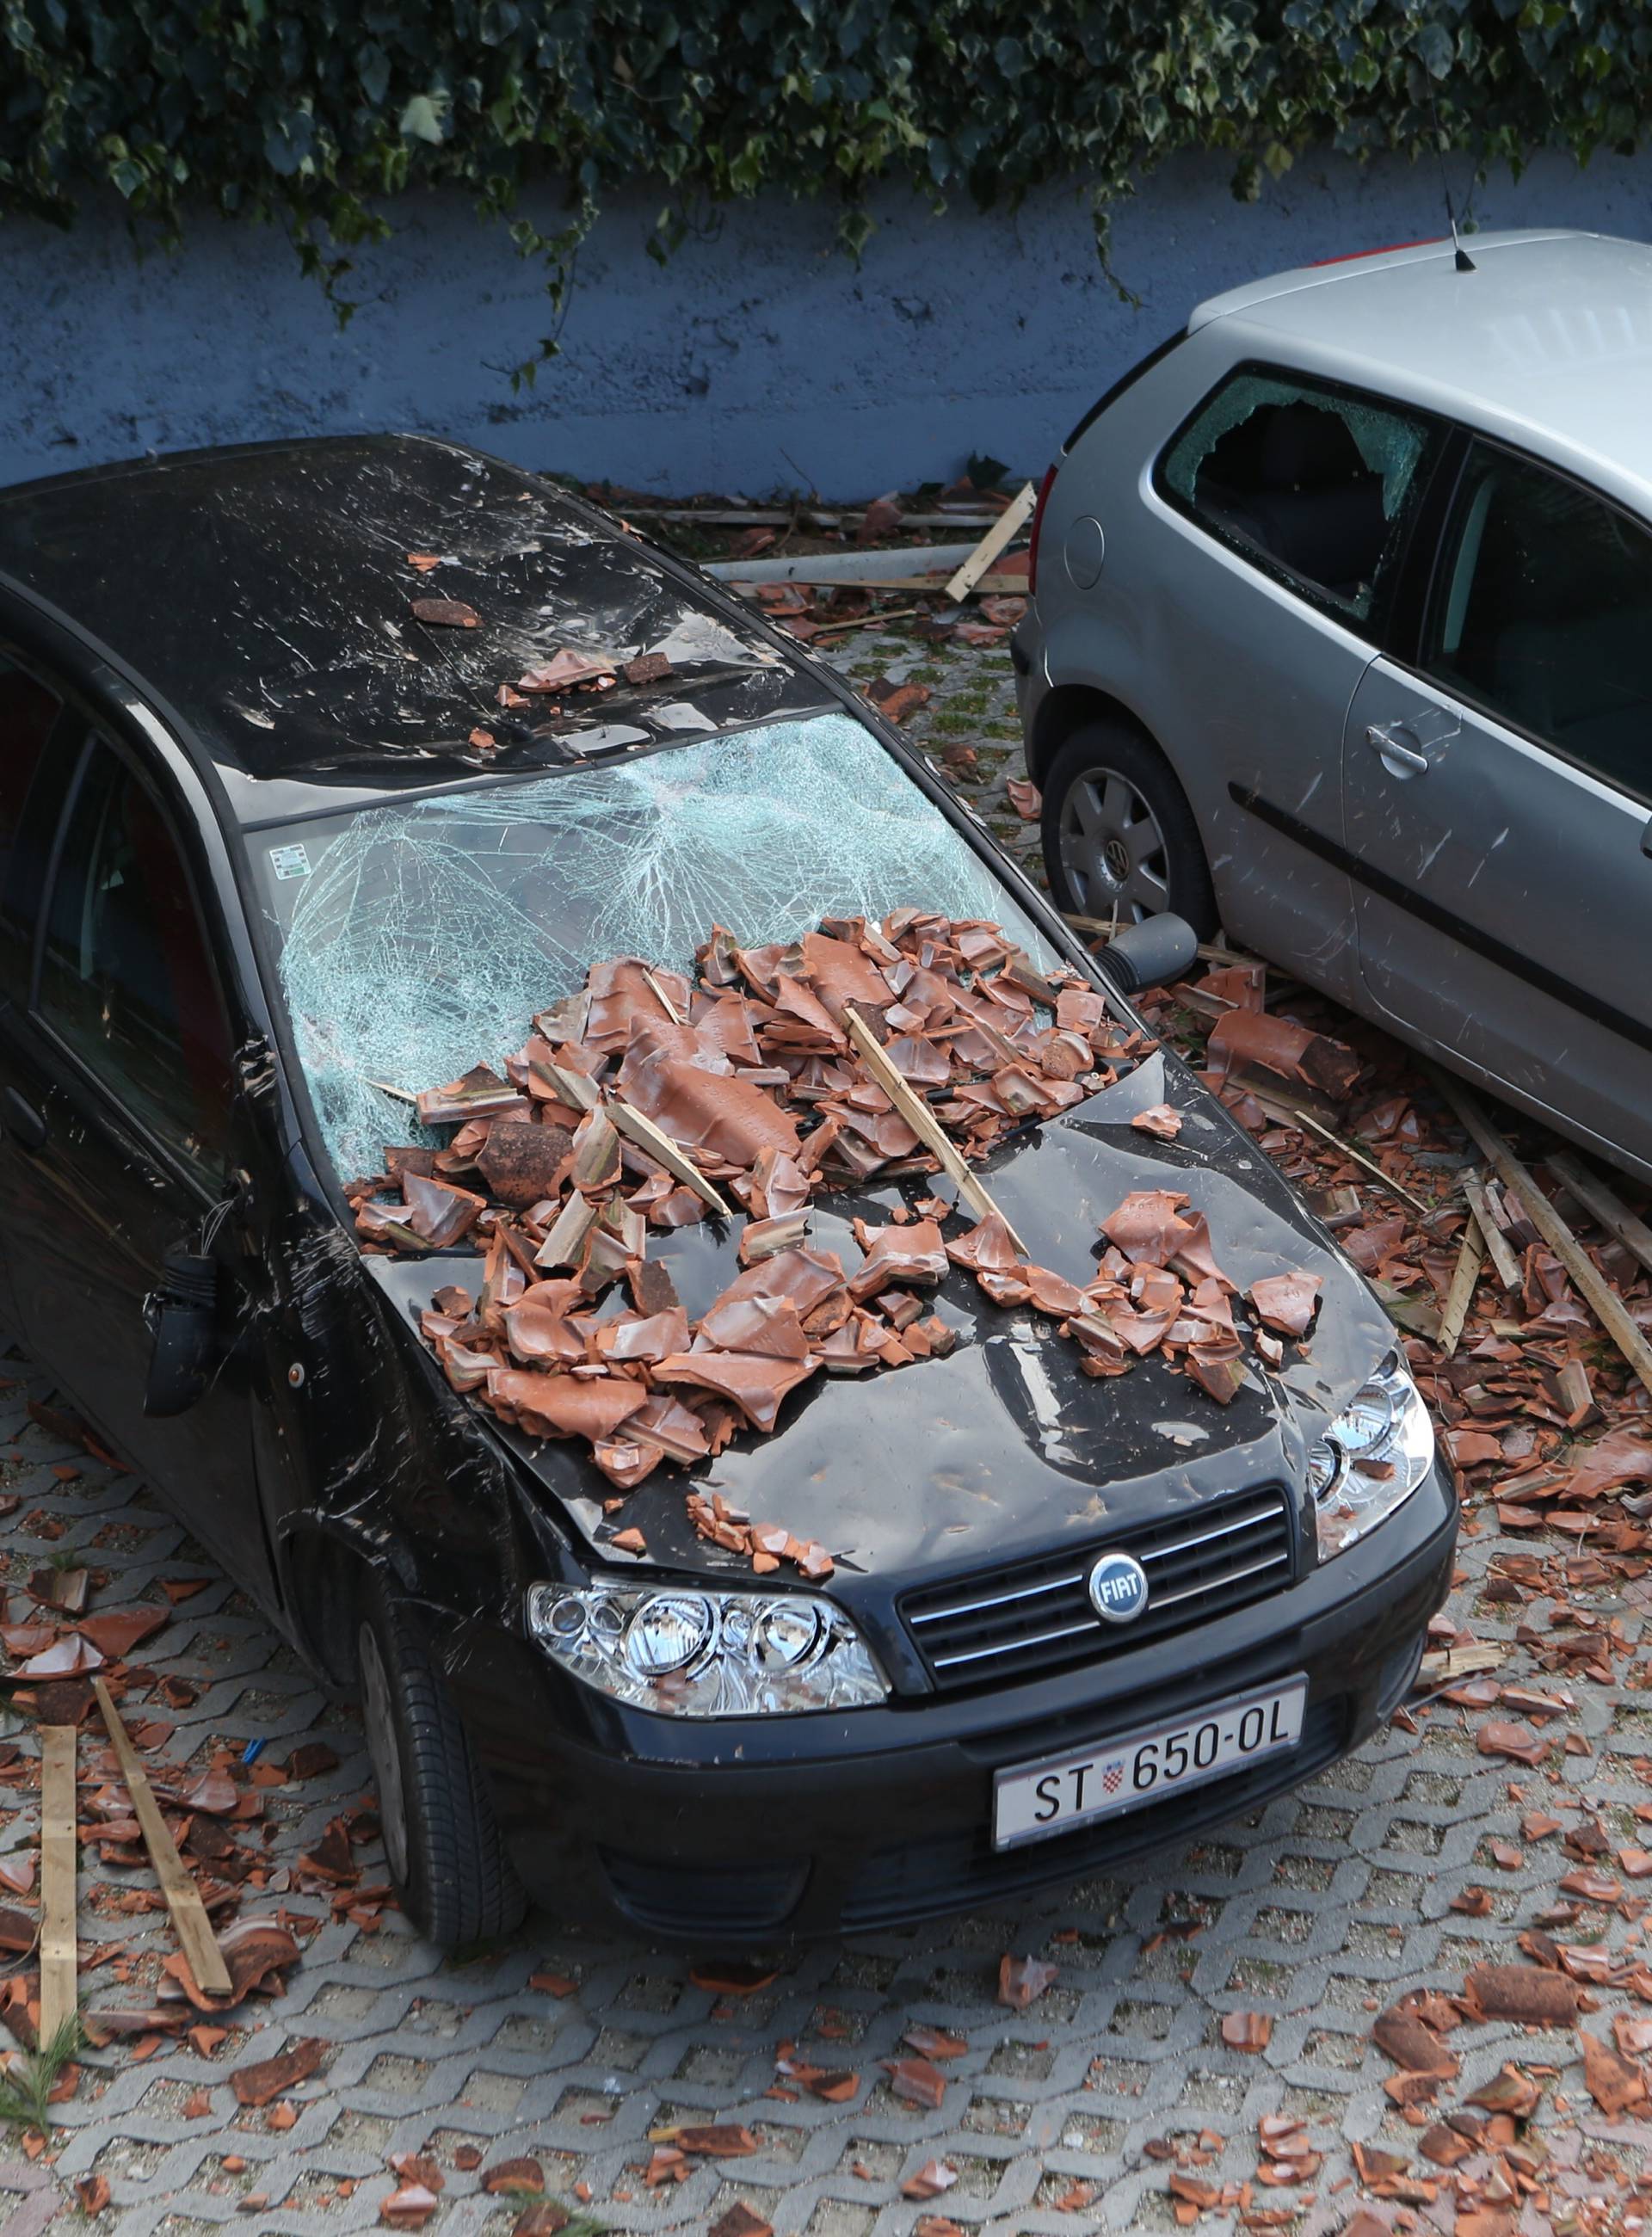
250, 712, 1060, 1183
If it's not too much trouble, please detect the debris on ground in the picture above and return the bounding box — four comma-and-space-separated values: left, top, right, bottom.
998, 1952, 1059, 2009
0, 1414, 390, 2154
618, 472, 1034, 650
1115, 928, 1652, 2234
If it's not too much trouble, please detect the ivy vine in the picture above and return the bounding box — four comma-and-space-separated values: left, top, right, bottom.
1, 3, 1647, 379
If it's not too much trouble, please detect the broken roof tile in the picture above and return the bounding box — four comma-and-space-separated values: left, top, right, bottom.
485, 1368, 649, 1444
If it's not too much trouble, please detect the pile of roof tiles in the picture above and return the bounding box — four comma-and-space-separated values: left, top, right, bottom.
346, 914, 1320, 1568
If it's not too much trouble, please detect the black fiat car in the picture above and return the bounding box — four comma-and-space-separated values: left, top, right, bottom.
0, 437, 1453, 1947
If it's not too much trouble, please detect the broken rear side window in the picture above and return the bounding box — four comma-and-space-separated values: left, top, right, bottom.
252, 712, 1058, 1184
1159, 366, 1439, 625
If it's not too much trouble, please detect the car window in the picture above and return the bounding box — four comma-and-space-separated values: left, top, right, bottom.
248, 709, 1063, 1185
1158, 367, 1437, 627
0, 654, 63, 1003
38, 738, 236, 1182
1424, 442, 1652, 798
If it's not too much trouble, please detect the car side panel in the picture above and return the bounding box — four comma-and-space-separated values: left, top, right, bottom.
1030, 325, 1370, 1002
1341, 657, 1652, 1175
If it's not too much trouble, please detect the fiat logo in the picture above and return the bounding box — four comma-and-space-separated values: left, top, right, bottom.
1088, 1550, 1149, 1624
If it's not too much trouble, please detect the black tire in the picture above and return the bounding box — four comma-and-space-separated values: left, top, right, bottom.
354, 1572, 527, 1949
1039, 718, 1218, 939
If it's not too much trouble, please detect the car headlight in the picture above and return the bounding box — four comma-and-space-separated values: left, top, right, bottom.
1307, 1354, 1436, 1560
525, 1581, 889, 1716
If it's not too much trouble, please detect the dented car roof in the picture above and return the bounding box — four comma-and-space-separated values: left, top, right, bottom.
0, 434, 817, 804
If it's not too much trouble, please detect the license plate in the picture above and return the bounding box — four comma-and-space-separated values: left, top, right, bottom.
993, 1676, 1307, 1850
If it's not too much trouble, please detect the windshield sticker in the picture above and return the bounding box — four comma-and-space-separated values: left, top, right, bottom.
269, 843, 312, 881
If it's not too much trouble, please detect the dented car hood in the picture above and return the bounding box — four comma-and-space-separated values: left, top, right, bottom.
362, 1051, 1396, 1589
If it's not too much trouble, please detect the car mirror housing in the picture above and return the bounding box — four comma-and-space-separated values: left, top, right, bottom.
143, 1249, 220, 1417
1097, 913, 1198, 995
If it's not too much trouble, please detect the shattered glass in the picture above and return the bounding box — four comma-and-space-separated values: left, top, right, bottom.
258, 712, 1057, 1182
1161, 368, 1434, 619
1162, 369, 1432, 521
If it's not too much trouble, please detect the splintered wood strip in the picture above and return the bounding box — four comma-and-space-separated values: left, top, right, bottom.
1438, 1221, 1483, 1359
811, 604, 925, 636
365, 1080, 418, 1106
93, 1677, 231, 1998
1464, 1179, 1522, 1291
38, 1725, 77, 2046
640, 967, 683, 1026
944, 480, 1037, 601
843, 1008, 1026, 1251
1291, 1109, 1436, 1219
740, 571, 1026, 595
1425, 1063, 1652, 1402
607, 1097, 734, 1218
1548, 1151, 1652, 1280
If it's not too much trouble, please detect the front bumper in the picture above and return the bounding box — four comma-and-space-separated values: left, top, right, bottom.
448, 1460, 1456, 1944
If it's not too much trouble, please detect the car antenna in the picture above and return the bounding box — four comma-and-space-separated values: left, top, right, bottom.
1428, 89, 1476, 271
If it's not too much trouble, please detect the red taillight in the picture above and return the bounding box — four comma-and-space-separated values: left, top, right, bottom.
1304, 237, 1444, 268
1027, 464, 1057, 599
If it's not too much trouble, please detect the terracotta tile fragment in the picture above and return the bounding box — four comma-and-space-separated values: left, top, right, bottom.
1131, 1100, 1182, 1139
1247, 1272, 1323, 1339
1221, 2011, 1273, 2052
1581, 2028, 1648, 2113
231, 2036, 325, 2107
998, 1953, 1058, 2010
379, 2184, 441, 2230
1459, 1963, 1578, 2026
708, 2208, 774, 2237
880, 2055, 946, 2109
409, 597, 480, 629
1206, 1008, 1362, 1099
482, 2159, 546, 2194
903, 2158, 959, 2199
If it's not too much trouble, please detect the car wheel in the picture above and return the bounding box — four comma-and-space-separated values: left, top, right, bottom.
1040, 719, 1218, 938
355, 1575, 527, 1949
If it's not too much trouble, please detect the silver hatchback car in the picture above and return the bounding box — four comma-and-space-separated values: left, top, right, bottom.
1014, 230, 1652, 1183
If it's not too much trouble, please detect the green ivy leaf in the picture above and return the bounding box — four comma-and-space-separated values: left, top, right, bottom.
0, 1, 1644, 361
398, 91, 448, 144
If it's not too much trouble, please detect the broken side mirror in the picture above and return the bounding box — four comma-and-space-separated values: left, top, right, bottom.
1098, 913, 1198, 995
144, 1248, 220, 1417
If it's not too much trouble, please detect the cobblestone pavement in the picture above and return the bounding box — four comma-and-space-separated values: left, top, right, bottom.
3, 628, 1649, 2235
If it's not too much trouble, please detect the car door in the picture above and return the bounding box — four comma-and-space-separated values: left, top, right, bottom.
1143, 360, 1447, 990
0, 645, 82, 1334
0, 712, 277, 1597
1341, 436, 1652, 1170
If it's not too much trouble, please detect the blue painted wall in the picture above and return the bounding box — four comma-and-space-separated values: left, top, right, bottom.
3, 147, 1651, 497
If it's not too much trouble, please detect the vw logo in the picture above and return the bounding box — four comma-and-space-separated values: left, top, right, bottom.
1088, 1550, 1150, 1624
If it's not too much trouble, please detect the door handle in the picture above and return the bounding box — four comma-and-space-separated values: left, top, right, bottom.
1, 1088, 46, 1151
1365, 723, 1431, 775
1641, 814, 1652, 860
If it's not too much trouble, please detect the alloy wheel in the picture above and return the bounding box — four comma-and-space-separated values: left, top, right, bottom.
1057, 767, 1171, 922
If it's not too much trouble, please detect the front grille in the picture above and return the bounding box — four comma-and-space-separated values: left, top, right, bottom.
900, 1484, 1295, 1692
841, 1694, 1347, 1930
599, 1851, 808, 1938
